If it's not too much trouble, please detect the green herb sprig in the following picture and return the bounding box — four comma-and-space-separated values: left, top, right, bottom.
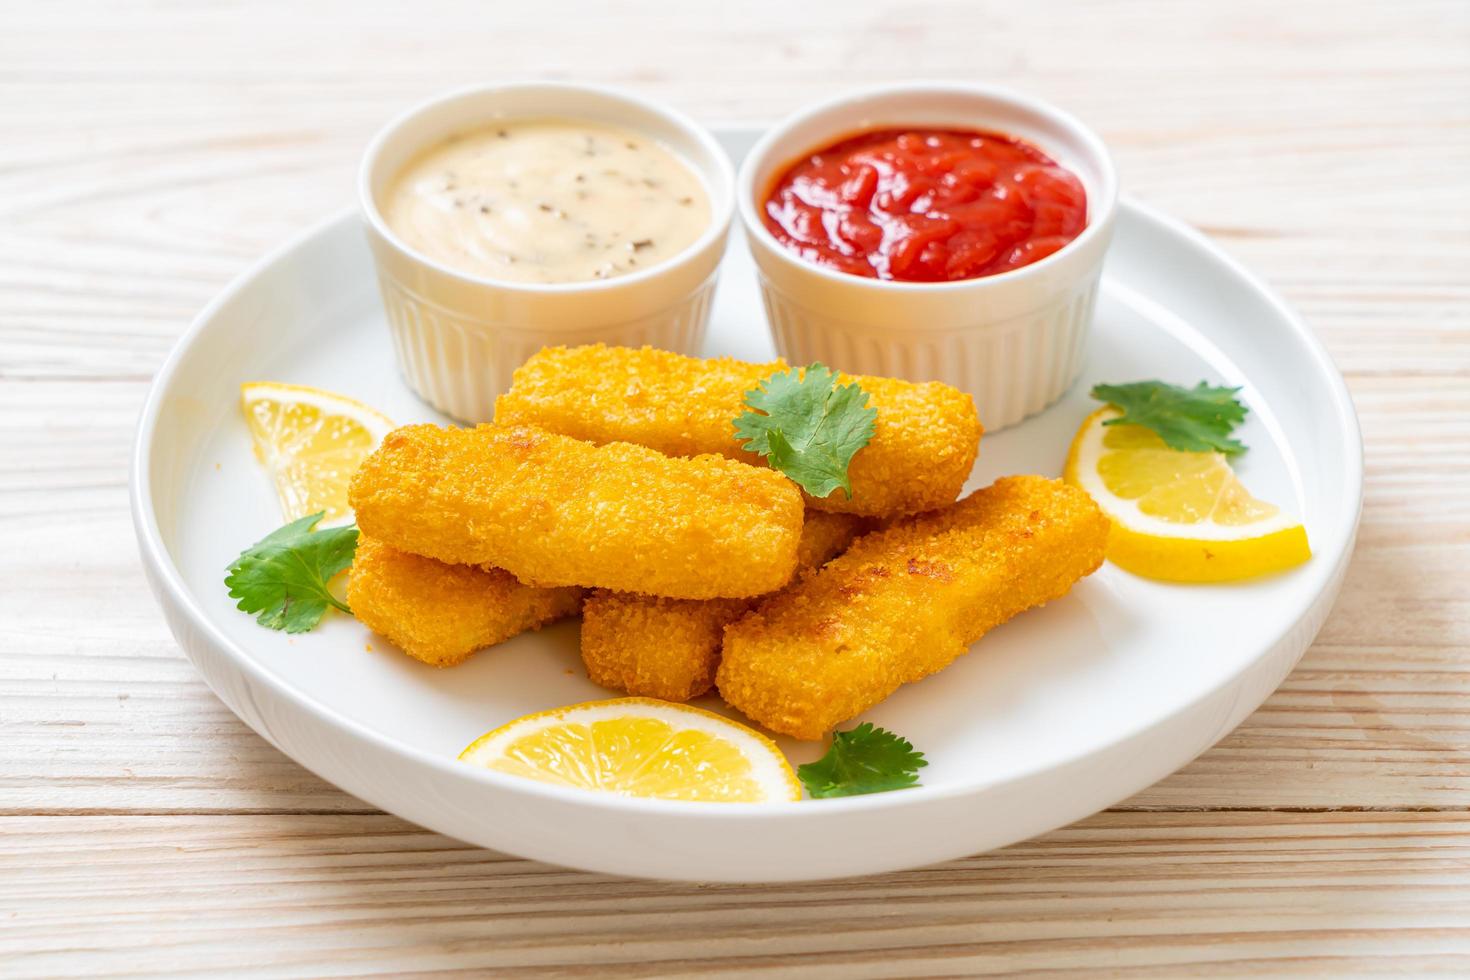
1091, 380, 1249, 456
734, 363, 877, 499
798, 723, 928, 799
225, 512, 358, 633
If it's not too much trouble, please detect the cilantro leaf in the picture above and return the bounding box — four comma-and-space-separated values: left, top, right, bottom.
797, 723, 927, 799
733, 363, 877, 499
1091, 380, 1249, 456
224, 512, 358, 633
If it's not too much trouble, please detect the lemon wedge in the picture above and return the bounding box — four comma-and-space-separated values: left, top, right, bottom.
1064, 407, 1310, 582
240, 382, 395, 526
459, 698, 801, 802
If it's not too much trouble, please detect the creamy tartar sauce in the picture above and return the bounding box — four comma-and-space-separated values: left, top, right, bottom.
382, 119, 711, 284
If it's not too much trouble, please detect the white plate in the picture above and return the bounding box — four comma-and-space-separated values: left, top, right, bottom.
131, 128, 1361, 883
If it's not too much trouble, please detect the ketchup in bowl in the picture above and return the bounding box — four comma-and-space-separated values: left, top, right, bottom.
762, 128, 1087, 283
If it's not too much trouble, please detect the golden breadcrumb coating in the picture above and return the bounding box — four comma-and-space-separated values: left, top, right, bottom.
792, 511, 871, 571
580, 511, 864, 701
348, 423, 804, 599
347, 536, 583, 667
717, 476, 1109, 739
494, 344, 982, 518
581, 595, 750, 702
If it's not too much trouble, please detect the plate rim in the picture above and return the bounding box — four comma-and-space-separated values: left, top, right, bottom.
129, 191, 1363, 825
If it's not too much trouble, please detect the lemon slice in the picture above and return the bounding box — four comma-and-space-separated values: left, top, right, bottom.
1064, 407, 1310, 582
459, 698, 801, 802
240, 382, 395, 526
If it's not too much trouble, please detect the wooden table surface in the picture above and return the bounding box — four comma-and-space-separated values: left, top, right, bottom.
4, 1, 1469, 974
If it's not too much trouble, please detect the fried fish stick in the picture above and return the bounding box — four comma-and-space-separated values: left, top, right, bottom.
347, 535, 583, 667
717, 476, 1109, 739
349, 423, 804, 599
494, 344, 982, 518
580, 511, 864, 701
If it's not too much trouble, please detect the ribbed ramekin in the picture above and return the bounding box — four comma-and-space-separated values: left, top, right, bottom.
738, 83, 1117, 431
359, 83, 734, 422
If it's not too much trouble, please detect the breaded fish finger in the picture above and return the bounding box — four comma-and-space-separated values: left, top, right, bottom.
347, 535, 583, 667
494, 344, 982, 518
580, 511, 864, 701
717, 476, 1109, 739
349, 423, 804, 599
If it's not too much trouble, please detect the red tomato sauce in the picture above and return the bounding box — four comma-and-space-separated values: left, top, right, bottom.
762, 128, 1087, 283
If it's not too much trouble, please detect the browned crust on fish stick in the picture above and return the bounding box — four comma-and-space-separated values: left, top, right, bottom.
347, 536, 583, 667
494, 344, 982, 518
580, 511, 864, 701
348, 423, 803, 599
717, 476, 1109, 739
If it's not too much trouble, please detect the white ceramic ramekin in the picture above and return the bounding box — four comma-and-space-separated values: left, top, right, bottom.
360, 83, 734, 422
738, 83, 1118, 431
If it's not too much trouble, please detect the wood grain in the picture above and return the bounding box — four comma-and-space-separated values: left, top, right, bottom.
1, 0, 1468, 973
7, 812, 1470, 976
